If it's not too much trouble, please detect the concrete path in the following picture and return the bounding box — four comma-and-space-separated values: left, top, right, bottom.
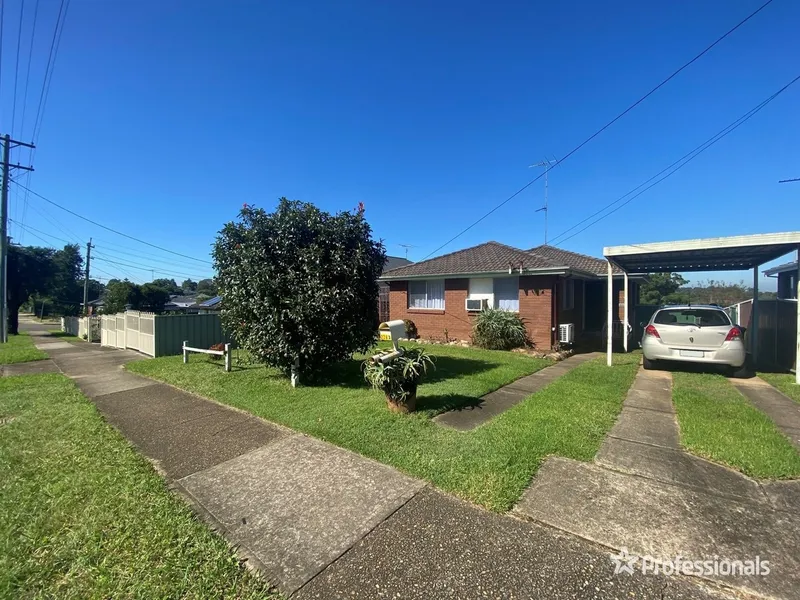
434, 352, 600, 431
17, 320, 746, 599
732, 377, 800, 450
1, 358, 60, 376
516, 367, 800, 600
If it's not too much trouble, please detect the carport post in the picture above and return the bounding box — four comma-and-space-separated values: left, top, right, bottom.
607, 261, 613, 366
623, 272, 629, 352
752, 267, 759, 368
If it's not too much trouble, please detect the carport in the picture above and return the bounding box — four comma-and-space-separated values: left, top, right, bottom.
604, 232, 800, 383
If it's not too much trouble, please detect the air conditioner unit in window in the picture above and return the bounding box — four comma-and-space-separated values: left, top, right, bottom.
558, 323, 575, 344
465, 298, 489, 312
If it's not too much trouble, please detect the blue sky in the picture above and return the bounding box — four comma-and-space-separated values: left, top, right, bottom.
1, 0, 798, 289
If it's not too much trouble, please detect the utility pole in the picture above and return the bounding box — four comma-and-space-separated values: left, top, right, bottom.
529, 158, 559, 245
0, 134, 35, 342
83, 239, 93, 316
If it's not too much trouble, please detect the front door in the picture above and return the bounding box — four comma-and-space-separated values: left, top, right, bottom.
584, 281, 605, 331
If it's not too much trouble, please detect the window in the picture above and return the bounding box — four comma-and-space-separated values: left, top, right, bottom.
560, 279, 575, 310
494, 276, 519, 311
408, 280, 445, 309
653, 309, 730, 327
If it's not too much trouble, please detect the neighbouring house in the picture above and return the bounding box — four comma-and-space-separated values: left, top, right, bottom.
764, 261, 798, 300
163, 295, 200, 314
378, 256, 413, 324
379, 241, 636, 349
196, 295, 222, 313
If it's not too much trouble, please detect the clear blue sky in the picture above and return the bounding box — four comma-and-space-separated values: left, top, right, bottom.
2, 0, 798, 289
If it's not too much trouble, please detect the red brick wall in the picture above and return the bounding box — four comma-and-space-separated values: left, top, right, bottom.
389, 279, 473, 341
388, 275, 558, 349
519, 275, 554, 349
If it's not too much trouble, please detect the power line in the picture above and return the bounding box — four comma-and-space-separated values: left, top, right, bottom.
18, 0, 69, 241
92, 241, 215, 273
92, 254, 212, 281
11, 0, 26, 136
9, 218, 73, 245
422, 0, 775, 259
12, 181, 214, 265
551, 74, 800, 246
18, 0, 39, 139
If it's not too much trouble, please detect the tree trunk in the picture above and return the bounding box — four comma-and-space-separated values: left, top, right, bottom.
8, 303, 20, 335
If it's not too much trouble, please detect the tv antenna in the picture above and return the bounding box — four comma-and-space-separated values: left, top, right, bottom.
529, 157, 559, 244
398, 244, 417, 260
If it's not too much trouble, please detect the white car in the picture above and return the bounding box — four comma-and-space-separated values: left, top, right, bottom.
641, 305, 747, 376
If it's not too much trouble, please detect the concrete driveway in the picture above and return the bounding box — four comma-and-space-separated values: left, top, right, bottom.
515, 367, 800, 600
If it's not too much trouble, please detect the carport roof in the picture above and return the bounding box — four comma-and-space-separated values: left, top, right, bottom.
604, 232, 800, 273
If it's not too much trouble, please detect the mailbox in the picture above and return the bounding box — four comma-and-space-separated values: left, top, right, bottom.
383, 319, 406, 350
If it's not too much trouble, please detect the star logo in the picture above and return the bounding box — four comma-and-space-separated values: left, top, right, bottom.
610, 547, 638, 575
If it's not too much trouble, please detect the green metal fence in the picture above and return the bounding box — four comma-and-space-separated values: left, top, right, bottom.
153, 313, 232, 357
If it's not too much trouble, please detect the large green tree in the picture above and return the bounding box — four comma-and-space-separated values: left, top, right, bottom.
7, 246, 57, 334
50, 244, 85, 315
214, 199, 385, 378
151, 278, 181, 295
103, 280, 142, 314
639, 273, 690, 305
196, 278, 217, 296
139, 283, 171, 312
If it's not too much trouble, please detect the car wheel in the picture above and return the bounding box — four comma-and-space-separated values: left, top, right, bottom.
643, 356, 657, 370
726, 363, 751, 379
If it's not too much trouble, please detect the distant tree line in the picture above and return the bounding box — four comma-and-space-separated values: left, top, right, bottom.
639, 273, 777, 307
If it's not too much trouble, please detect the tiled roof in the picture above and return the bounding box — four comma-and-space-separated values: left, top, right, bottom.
529, 245, 622, 275
380, 241, 562, 279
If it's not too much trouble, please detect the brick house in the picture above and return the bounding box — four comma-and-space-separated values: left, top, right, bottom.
380, 241, 636, 349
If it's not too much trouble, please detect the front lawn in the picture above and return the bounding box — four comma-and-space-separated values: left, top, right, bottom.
127, 346, 640, 511
0, 373, 277, 599
672, 372, 800, 479
0, 333, 47, 364
758, 372, 800, 404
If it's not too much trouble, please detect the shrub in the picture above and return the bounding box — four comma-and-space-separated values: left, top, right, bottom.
403, 319, 418, 339
213, 199, 386, 378
363, 347, 435, 403
471, 308, 529, 350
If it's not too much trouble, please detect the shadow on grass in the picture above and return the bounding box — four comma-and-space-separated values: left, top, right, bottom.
416, 393, 483, 415
306, 355, 498, 389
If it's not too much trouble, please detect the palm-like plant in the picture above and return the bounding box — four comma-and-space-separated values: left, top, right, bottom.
363, 347, 435, 412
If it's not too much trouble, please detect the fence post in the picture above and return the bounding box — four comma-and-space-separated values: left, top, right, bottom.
224, 343, 231, 372
183, 340, 189, 364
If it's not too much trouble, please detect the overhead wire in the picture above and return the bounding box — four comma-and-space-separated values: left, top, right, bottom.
551, 74, 800, 246
422, 0, 776, 259
13, 181, 214, 265
19, 0, 69, 241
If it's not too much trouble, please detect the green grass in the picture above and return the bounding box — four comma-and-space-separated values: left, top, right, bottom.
0, 373, 278, 599
758, 372, 800, 404
0, 333, 48, 364
128, 346, 640, 511
672, 372, 800, 479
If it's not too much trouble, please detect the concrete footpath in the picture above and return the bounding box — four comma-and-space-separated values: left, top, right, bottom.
21, 320, 740, 599
434, 352, 601, 431
515, 368, 800, 600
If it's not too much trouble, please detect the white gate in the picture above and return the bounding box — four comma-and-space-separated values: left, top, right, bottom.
126, 311, 140, 351
117, 310, 156, 356
115, 314, 126, 349
101, 315, 116, 347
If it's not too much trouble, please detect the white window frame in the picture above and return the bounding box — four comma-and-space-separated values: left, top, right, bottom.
407, 279, 445, 310
493, 276, 519, 312
560, 279, 575, 311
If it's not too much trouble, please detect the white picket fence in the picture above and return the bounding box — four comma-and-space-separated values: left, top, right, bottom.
101, 310, 156, 356
61, 316, 101, 342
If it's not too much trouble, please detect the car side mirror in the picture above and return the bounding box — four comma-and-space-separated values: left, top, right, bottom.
740, 326, 747, 336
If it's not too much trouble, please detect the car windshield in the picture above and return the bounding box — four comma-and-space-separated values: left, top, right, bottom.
653, 308, 731, 327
